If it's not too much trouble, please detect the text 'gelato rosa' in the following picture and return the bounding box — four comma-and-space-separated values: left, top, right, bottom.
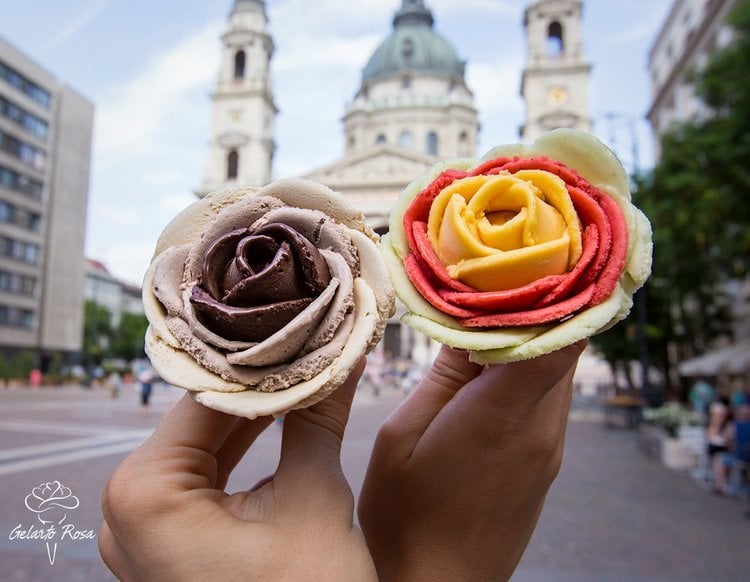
384, 129, 653, 364
143, 178, 395, 418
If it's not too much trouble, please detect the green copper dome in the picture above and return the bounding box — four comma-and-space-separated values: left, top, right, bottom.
362, 0, 465, 84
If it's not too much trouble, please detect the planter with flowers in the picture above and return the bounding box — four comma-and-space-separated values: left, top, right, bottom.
639, 402, 705, 470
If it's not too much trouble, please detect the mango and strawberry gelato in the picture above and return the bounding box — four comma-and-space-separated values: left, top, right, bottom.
384, 129, 652, 364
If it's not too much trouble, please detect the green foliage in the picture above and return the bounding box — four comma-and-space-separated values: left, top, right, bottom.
625, 0, 750, 392
0, 351, 37, 381
82, 299, 113, 366
110, 313, 149, 361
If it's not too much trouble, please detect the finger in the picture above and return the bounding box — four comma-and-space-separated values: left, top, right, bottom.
456, 340, 586, 420
277, 359, 365, 481
145, 393, 268, 456
375, 346, 482, 453
422, 341, 584, 454
214, 415, 274, 490
99, 521, 128, 581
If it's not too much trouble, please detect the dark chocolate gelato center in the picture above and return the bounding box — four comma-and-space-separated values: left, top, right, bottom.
190, 222, 331, 342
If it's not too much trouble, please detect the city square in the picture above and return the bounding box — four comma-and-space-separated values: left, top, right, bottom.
2, 0, 750, 580
0, 383, 749, 580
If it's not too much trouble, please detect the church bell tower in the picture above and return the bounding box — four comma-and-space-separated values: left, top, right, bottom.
199, 0, 277, 196
520, 0, 591, 143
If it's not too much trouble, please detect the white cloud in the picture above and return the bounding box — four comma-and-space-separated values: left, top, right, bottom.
97, 205, 143, 227
607, 18, 663, 46
432, 0, 516, 16
43, 0, 111, 53
95, 20, 222, 164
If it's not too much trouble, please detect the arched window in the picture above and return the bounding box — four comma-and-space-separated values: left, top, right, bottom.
376, 134, 386, 145
426, 131, 438, 156
227, 150, 239, 180
399, 130, 414, 150
234, 50, 246, 80
546, 22, 564, 56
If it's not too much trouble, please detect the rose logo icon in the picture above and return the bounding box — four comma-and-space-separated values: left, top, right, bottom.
25, 481, 80, 525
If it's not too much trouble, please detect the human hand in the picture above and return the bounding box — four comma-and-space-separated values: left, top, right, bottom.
100, 360, 376, 582
358, 342, 586, 581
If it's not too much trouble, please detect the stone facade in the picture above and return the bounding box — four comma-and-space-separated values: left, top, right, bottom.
520, 0, 592, 143
199, 0, 277, 196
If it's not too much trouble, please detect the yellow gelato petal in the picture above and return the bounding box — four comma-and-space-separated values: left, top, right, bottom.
448, 233, 571, 292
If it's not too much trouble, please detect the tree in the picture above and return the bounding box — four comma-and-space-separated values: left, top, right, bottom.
82, 299, 113, 366
612, 0, 750, 396
110, 313, 149, 361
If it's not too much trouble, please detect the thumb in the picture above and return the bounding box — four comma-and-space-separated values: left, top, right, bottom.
380, 346, 482, 453
277, 359, 365, 481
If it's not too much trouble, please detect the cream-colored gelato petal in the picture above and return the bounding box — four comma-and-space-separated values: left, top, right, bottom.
226, 278, 340, 367
143, 248, 183, 349
256, 305, 354, 392
301, 251, 354, 354
145, 326, 247, 392
402, 313, 545, 351
347, 228, 397, 339
195, 279, 379, 419
259, 178, 371, 238
468, 284, 629, 365
164, 316, 280, 390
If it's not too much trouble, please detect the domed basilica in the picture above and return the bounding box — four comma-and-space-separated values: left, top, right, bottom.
200, 0, 591, 360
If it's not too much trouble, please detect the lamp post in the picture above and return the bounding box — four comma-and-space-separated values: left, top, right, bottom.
604, 112, 651, 396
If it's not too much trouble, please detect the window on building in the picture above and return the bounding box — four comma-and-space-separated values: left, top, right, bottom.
234, 50, 246, 80
0, 59, 51, 108
546, 21, 564, 56
399, 130, 414, 150
426, 131, 438, 156
227, 149, 239, 180
376, 134, 386, 145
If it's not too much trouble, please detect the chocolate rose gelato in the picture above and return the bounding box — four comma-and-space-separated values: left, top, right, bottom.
143, 179, 394, 418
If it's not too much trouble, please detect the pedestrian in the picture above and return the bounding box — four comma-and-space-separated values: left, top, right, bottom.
108, 372, 123, 399
137, 368, 155, 408
100, 342, 586, 580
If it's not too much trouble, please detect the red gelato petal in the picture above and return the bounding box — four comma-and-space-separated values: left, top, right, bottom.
412, 221, 475, 292
588, 191, 628, 305
404, 254, 482, 318
460, 284, 596, 328
536, 224, 599, 307
404, 169, 469, 252
441, 274, 564, 312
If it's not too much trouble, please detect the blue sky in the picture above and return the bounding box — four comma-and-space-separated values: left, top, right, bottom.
0, 0, 671, 284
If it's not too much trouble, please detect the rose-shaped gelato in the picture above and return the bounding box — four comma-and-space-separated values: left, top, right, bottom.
25, 481, 80, 524
144, 178, 395, 418
384, 129, 652, 364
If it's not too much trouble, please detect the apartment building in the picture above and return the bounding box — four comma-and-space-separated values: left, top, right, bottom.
646, 0, 739, 158
0, 37, 94, 364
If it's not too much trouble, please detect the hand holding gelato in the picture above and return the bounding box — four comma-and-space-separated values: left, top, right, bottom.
384, 129, 652, 364
144, 179, 395, 418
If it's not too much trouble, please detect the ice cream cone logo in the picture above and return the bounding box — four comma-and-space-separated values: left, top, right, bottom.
25, 481, 80, 525
23, 481, 80, 566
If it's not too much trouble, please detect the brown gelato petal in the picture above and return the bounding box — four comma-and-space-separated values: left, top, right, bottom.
190, 285, 312, 342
